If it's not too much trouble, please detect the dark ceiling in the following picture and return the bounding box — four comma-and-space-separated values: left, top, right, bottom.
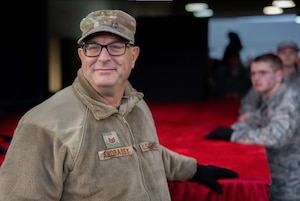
47, 0, 299, 39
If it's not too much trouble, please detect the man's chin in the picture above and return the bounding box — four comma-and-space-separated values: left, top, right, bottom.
254, 87, 263, 92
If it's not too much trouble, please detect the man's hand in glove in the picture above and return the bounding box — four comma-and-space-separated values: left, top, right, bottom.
204, 126, 233, 141
190, 164, 239, 194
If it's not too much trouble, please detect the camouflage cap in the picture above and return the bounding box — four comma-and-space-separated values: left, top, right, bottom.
77, 10, 136, 44
277, 41, 299, 52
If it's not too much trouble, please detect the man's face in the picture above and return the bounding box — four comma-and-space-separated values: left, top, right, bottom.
277, 47, 298, 68
250, 61, 282, 97
77, 33, 140, 93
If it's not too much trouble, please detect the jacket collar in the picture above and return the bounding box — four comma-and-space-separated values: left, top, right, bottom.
72, 68, 144, 120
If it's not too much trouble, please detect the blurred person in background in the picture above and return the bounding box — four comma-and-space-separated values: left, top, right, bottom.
214, 31, 251, 99
238, 41, 300, 121
205, 53, 300, 201
215, 50, 251, 99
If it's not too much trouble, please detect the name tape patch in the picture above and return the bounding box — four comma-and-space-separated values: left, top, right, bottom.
139, 141, 158, 152
98, 146, 134, 160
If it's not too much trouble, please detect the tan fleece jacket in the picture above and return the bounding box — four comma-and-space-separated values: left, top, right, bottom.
0, 68, 197, 201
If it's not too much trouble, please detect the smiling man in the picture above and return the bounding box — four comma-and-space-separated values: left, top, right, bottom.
0, 9, 238, 201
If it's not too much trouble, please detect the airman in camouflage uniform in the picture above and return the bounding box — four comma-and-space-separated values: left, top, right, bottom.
205, 53, 300, 201
232, 84, 300, 201
238, 41, 300, 117
230, 53, 300, 201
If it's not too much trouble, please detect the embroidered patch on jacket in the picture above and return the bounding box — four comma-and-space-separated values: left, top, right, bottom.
102, 131, 121, 149
139, 141, 158, 152
98, 146, 134, 160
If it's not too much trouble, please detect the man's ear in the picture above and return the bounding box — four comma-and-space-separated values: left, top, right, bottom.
131, 46, 140, 69
78, 48, 85, 60
276, 69, 284, 81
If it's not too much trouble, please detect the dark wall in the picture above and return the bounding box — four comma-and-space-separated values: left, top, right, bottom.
60, 38, 81, 88
0, 8, 209, 112
0, 1, 48, 111
129, 15, 209, 102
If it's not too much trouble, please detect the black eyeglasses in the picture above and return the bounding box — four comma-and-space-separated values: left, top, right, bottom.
81, 42, 134, 57
250, 70, 275, 78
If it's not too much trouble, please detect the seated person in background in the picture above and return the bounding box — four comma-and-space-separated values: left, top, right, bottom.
0, 9, 238, 201
205, 53, 300, 201
238, 41, 300, 121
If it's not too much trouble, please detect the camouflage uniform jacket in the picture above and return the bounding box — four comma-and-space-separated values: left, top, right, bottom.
230, 83, 300, 201
0, 68, 197, 201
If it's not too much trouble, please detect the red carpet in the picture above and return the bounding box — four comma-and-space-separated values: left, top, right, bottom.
148, 99, 270, 180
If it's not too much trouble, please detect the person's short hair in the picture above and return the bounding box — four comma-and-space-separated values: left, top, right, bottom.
252, 53, 283, 71
77, 10, 136, 45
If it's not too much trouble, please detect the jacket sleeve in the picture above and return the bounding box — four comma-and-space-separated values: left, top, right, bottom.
231, 94, 300, 148
160, 145, 197, 181
0, 121, 73, 201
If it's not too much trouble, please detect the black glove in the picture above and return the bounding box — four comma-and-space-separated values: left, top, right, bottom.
190, 164, 239, 194
204, 126, 233, 141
